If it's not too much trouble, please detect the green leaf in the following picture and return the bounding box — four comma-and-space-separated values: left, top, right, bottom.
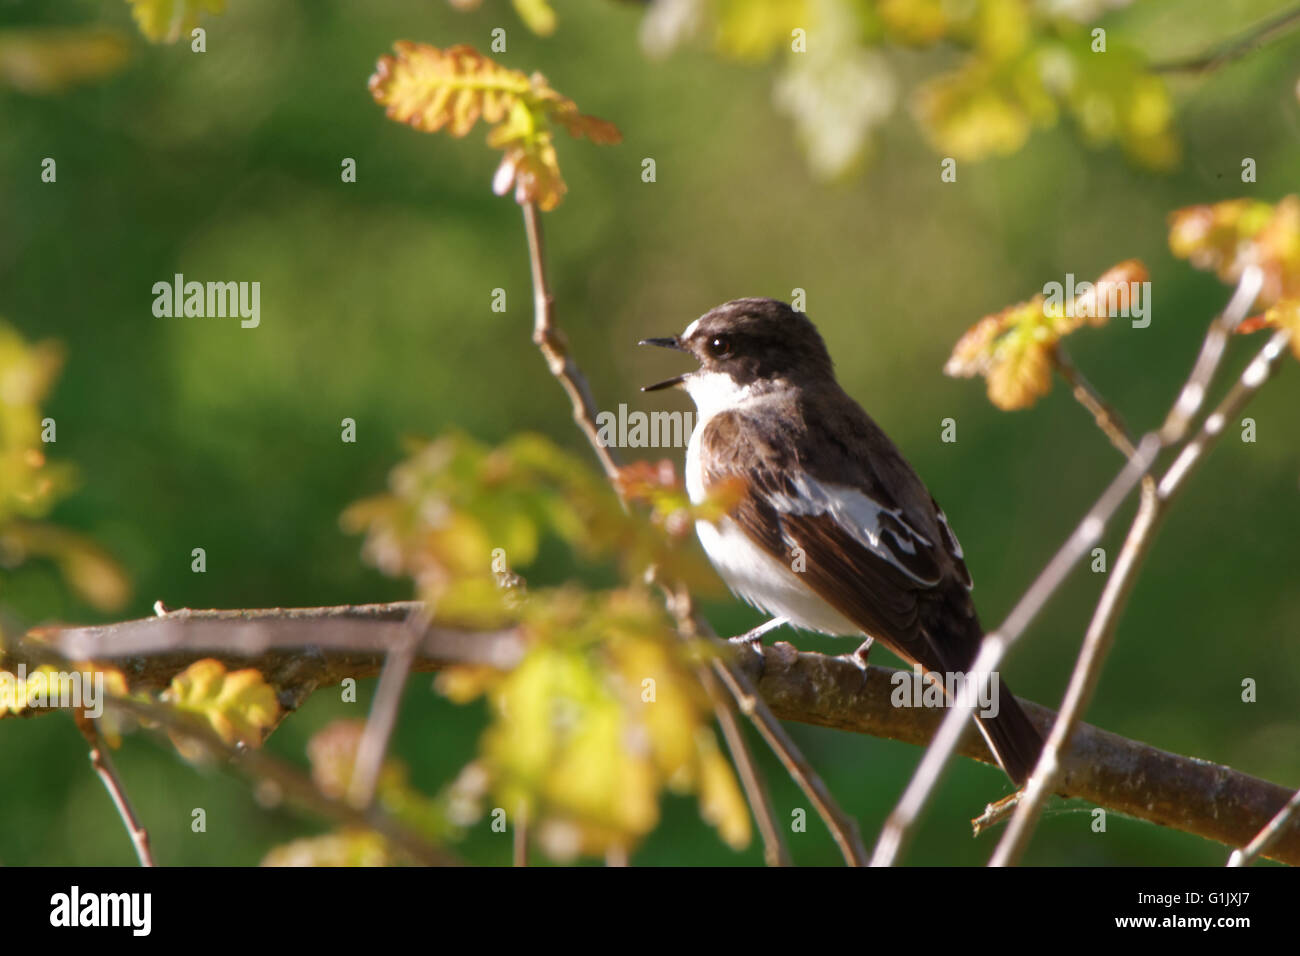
125, 0, 226, 44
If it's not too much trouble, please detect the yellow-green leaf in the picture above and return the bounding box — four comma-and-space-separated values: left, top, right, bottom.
0, 28, 130, 94
262, 829, 396, 867
162, 658, 279, 752
511, 0, 557, 37
947, 260, 1148, 411
126, 0, 226, 44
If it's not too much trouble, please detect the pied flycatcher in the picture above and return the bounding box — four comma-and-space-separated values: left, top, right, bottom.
640, 298, 1042, 784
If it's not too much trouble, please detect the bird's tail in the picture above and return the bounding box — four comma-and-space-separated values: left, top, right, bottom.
913, 650, 1044, 785
971, 683, 1043, 786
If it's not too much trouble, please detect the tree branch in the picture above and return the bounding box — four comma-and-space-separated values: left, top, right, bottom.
518, 200, 855, 864
521, 202, 622, 483
346, 605, 426, 808
1229, 787, 1300, 867
662, 584, 862, 865
11, 605, 1298, 864
1151, 4, 1300, 74
78, 717, 154, 867
870, 267, 1268, 867
991, 324, 1294, 866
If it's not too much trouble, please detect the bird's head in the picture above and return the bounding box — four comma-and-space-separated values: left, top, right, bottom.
640, 298, 834, 411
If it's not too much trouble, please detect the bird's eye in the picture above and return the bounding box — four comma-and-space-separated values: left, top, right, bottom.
707, 335, 733, 359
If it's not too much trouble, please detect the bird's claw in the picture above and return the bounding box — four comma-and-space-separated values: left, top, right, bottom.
837, 638, 874, 693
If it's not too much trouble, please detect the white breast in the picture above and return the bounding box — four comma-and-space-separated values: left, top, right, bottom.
684, 395, 863, 638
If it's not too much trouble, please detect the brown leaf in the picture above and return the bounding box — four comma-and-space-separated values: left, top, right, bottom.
369, 43, 620, 211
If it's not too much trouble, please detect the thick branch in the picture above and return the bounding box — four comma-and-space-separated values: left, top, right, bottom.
731, 644, 1300, 866
11, 604, 1297, 865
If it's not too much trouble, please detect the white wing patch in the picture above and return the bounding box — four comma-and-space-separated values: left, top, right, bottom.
935, 508, 973, 589
767, 474, 940, 586
936, 509, 963, 559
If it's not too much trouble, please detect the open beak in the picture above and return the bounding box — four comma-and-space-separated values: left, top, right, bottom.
639, 336, 690, 392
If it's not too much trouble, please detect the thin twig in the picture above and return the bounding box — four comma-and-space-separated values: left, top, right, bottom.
685, 639, 792, 866
1228, 788, 1300, 867
1051, 344, 1140, 460
78, 718, 154, 867
665, 587, 837, 863
869, 433, 1160, 866
1151, 4, 1300, 74
666, 589, 868, 866
519, 200, 847, 865
105, 691, 455, 865
709, 655, 869, 866
869, 268, 1265, 867
8, 630, 460, 864
346, 605, 427, 808
971, 791, 1022, 838
1160, 267, 1264, 443
989, 485, 1159, 865
521, 202, 622, 483
991, 325, 1293, 865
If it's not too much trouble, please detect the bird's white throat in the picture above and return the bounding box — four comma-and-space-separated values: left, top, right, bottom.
682, 369, 758, 424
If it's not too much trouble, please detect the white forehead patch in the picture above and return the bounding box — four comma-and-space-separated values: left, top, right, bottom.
681, 317, 702, 339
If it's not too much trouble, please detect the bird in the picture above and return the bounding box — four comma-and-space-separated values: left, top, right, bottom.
640, 297, 1043, 784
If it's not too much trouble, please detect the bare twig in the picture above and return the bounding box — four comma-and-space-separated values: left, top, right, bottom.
519, 200, 845, 865
1160, 267, 1263, 443
869, 433, 1160, 866
992, 325, 1293, 866
347, 606, 427, 808
971, 791, 1021, 838
707, 652, 868, 865
107, 692, 455, 865
521, 202, 622, 483
1152, 4, 1300, 74
990, 484, 1159, 865
870, 268, 1266, 868
1052, 344, 1140, 460
1229, 788, 1300, 867
7, 631, 458, 865
31, 601, 524, 707
78, 718, 154, 867
684, 639, 792, 866
665, 585, 859, 864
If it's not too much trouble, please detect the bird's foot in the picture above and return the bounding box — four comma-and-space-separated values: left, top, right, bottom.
726, 616, 787, 650
836, 638, 874, 693
726, 617, 787, 681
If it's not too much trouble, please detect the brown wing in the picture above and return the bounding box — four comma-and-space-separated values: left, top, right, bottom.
700, 400, 1043, 782
700, 405, 960, 669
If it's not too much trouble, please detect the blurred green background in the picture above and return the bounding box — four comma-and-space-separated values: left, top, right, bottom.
1, 0, 1297, 866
